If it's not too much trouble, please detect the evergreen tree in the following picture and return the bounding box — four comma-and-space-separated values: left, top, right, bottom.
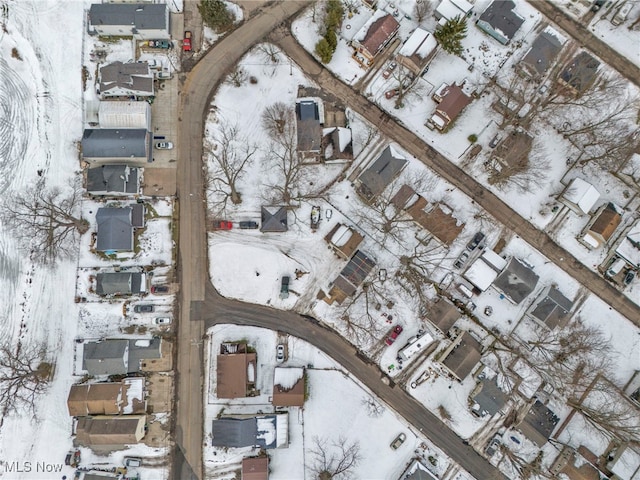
325, 29, 337, 50
315, 38, 334, 64
198, 0, 235, 32
434, 15, 467, 56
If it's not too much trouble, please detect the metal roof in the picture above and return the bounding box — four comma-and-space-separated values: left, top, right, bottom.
340, 250, 376, 289
82, 129, 148, 159
95, 272, 143, 295
89, 3, 167, 30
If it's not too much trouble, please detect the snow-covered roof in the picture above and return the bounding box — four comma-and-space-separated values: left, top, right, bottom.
399, 332, 434, 361
464, 257, 499, 291
563, 178, 601, 214
331, 225, 353, 247
274, 367, 304, 390
481, 249, 507, 271
609, 444, 640, 480
616, 220, 640, 268
98, 101, 150, 129
398, 28, 437, 59
436, 0, 473, 21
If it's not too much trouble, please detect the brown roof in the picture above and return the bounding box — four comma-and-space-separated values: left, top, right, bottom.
588, 203, 621, 241
324, 223, 364, 260
272, 369, 305, 407
408, 201, 465, 246
68, 383, 123, 416
217, 351, 256, 399
242, 457, 269, 480
391, 184, 419, 210
426, 297, 460, 334
360, 14, 400, 57
435, 84, 472, 124
75, 415, 146, 446
441, 332, 482, 380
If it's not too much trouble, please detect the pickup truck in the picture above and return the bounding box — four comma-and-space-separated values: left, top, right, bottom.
183, 31, 192, 52
280, 276, 290, 299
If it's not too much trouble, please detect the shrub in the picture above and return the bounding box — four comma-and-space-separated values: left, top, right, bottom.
468, 134, 478, 143
315, 38, 333, 64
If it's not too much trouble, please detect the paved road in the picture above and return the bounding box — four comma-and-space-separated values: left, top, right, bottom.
203, 283, 508, 480
174, 2, 311, 479
530, 0, 640, 89
273, 31, 640, 326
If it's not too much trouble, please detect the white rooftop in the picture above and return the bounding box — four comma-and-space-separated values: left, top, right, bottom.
616, 220, 640, 268
563, 178, 600, 214
481, 249, 507, 271
398, 27, 437, 59
436, 0, 473, 20
464, 257, 500, 291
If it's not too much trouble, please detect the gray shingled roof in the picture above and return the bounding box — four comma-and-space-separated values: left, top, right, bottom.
211, 416, 278, 449
128, 337, 161, 372
86, 165, 139, 195
96, 272, 143, 296
442, 332, 482, 380
82, 129, 149, 160
89, 3, 167, 30
529, 285, 573, 329
518, 400, 559, 446
96, 207, 134, 251
493, 258, 539, 304
83, 340, 129, 375
296, 100, 322, 153
340, 250, 376, 289
478, 0, 524, 43
473, 375, 509, 416
357, 146, 407, 200
260, 206, 288, 232
521, 30, 563, 76
560, 51, 601, 94
99, 62, 153, 95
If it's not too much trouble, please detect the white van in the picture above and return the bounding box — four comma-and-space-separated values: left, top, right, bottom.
606, 258, 625, 278
612, 2, 633, 26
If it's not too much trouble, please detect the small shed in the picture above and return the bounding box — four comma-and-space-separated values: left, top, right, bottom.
560, 178, 600, 215
261, 207, 288, 233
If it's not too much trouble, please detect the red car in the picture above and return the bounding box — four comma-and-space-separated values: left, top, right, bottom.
183, 31, 192, 52
385, 325, 403, 346
212, 220, 232, 230
385, 88, 399, 99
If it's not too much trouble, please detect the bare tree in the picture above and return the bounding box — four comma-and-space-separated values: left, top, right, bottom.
257, 43, 281, 64
395, 238, 449, 307
266, 115, 303, 204
308, 436, 361, 480
1, 182, 88, 264
361, 395, 385, 418
342, 0, 360, 15
498, 446, 551, 480
0, 340, 53, 422
491, 73, 538, 128
389, 65, 416, 109
205, 123, 258, 214
413, 1, 433, 23
261, 102, 293, 137
227, 65, 248, 87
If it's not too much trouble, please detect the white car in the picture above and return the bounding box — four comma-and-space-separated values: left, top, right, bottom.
276, 344, 285, 363
155, 141, 173, 150
154, 317, 171, 325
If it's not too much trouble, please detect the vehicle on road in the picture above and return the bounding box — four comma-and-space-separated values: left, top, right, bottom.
239, 220, 259, 229
154, 317, 171, 325
134, 304, 154, 313
212, 220, 233, 230
151, 285, 169, 294
385, 325, 403, 346
280, 276, 290, 299
155, 141, 173, 149
276, 344, 285, 363
183, 31, 192, 52
148, 39, 172, 49
624, 270, 635, 286
390, 433, 406, 450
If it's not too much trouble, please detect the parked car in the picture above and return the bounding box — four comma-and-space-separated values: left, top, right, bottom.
385, 325, 404, 346
125, 457, 142, 467
390, 433, 406, 450
212, 220, 233, 230
276, 344, 285, 363
454, 251, 470, 269
467, 232, 485, 251
154, 317, 171, 325
382, 61, 397, 78
134, 304, 154, 313
624, 270, 636, 286
155, 141, 173, 149
156, 71, 172, 80
280, 276, 290, 299
385, 88, 399, 99
489, 134, 502, 148
151, 285, 169, 294
591, 0, 605, 11
485, 437, 500, 457
183, 31, 192, 52
239, 221, 259, 229
148, 39, 172, 49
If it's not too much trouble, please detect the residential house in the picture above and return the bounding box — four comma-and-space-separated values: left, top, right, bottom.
97, 101, 152, 130
96, 204, 145, 252
324, 223, 364, 260
260, 206, 288, 233
437, 331, 482, 381
463, 250, 507, 291
326, 127, 353, 160
398, 459, 439, 480
470, 368, 509, 417
396, 28, 438, 77
434, 0, 474, 21
352, 11, 400, 67
392, 184, 465, 246
559, 177, 600, 215
242, 457, 269, 480
217, 343, 257, 399
519, 28, 565, 79
75, 415, 146, 447
295, 98, 323, 158
211, 413, 289, 449
476, 0, 525, 45
615, 219, 640, 270
549, 445, 610, 480
559, 51, 600, 96
424, 296, 460, 335
324, 250, 376, 304
581, 202, 622, 249
82, 338, 163, 375
272, 367, 305, 407
82, 128, 151, 165
88, 3, 170, 40
493, 257, 539, 305
517, 400, 559, 446
527, 285, 574, 330
67, 377, 146, 416
95, 271, 145, 296
99, 61, 154, 99
356, 146, 407, 203
428, 83, 472, 130
86, 165, 140, 196
486, 130, 533, 179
